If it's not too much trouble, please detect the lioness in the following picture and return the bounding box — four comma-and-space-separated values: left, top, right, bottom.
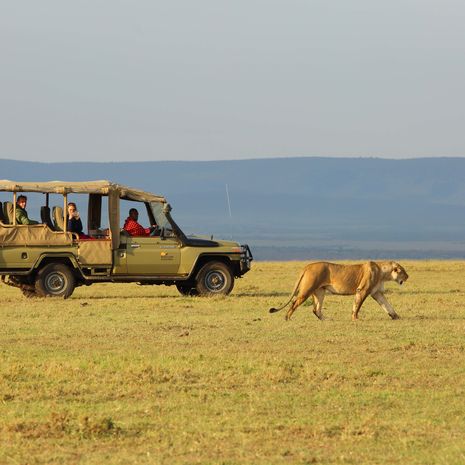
269, 261, 408, 321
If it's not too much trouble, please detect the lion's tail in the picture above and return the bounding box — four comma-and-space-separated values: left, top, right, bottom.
269, 270, 305, 314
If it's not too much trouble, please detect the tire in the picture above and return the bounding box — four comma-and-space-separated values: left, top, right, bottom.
195, 261, 234, 296
176, 282, 199, 296
35, 263, 76, 299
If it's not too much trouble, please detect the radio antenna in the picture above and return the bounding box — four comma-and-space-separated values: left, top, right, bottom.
225, 184, 233, 240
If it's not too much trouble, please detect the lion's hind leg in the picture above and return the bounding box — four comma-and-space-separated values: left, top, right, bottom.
285, 290, 313, 321
284, 269, 320, 321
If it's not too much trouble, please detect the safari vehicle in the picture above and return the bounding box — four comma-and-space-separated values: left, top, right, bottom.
0, 180, 252, 298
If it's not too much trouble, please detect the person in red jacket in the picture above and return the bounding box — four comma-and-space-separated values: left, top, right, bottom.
123, 208, 157, 237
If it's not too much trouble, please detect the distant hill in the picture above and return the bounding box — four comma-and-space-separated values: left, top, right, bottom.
1, 157, 465, 260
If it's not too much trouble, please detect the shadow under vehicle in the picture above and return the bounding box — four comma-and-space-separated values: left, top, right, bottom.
0, 180, 252, 298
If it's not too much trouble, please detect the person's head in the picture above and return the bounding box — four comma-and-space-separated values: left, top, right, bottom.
17, 195, 27, 209
129, 208, 139, 221
67, 202, 77, 216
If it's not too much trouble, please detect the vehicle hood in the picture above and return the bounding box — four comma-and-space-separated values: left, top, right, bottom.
185, 235, 241, 249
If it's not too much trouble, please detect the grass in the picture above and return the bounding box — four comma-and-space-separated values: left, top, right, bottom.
1, 260, 465, 464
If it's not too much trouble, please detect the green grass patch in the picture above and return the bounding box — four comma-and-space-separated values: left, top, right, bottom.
1, 261, 465, 464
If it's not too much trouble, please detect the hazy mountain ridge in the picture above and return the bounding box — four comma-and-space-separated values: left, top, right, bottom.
1, 157, 465, 259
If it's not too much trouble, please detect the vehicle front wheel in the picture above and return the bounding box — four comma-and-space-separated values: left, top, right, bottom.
35, 263, 76, 299
195, 261, 234, 296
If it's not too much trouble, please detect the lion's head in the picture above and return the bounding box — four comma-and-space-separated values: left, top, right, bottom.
390, 262, 409, 285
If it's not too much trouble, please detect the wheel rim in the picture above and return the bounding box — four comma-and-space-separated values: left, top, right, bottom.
204, 270, 227, 292
45, 272, 67, 294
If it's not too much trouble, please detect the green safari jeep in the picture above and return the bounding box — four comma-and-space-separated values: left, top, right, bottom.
0, 180, 252, 298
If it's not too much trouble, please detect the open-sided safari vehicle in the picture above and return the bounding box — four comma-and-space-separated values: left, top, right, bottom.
0, 180, 252, 298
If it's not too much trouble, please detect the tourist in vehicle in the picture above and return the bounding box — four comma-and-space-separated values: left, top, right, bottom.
16, 195, 39, 225
67, 202, 84, 235
123, 208, 157, 237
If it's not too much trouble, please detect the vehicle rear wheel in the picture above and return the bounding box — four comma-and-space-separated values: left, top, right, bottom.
195, 261, 234, 296
176, 282, 199, 296
35, 263, 76, 299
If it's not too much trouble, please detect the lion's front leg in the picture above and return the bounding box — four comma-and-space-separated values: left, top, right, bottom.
312, 288, 325, 320
352, 289, 369, 321
371, 291, 400, 320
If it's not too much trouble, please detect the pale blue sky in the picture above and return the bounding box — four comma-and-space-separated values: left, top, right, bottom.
1, 0, 464, 162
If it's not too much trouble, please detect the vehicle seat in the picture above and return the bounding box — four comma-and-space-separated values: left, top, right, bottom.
3, 202, 13, 224
53, 206, 64, 231
41, 206, 55, 230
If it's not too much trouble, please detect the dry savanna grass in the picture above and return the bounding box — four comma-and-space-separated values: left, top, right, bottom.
1, 260, 465, 464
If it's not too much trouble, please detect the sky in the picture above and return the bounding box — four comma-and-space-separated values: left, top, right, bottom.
1, 0, 464, 162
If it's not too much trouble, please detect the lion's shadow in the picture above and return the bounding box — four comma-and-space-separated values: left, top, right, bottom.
73, 291, 291, 300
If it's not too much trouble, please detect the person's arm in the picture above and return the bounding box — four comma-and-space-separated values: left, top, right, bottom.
76, 217, 83, 234
126, 220, 150, 236
135, 222, 150, 236
16, 209, 38, 225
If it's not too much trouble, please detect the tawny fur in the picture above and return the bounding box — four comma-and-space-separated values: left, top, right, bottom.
269, 261, 409, 321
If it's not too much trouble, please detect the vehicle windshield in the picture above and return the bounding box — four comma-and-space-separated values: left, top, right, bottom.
150, 202, 173, 232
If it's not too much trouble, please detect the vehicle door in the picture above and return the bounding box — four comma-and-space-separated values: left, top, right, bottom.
124, 234, 181, 275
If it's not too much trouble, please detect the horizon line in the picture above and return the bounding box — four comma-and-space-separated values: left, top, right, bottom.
1, 155, 465, 165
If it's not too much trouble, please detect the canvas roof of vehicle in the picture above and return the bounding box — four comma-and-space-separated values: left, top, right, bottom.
0, 180, 166, 203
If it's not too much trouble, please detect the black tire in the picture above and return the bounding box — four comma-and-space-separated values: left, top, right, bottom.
21, 288, 38, 299
195, 261, 234, 296
35, 263, 76, 299
176, 282, 199, 296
